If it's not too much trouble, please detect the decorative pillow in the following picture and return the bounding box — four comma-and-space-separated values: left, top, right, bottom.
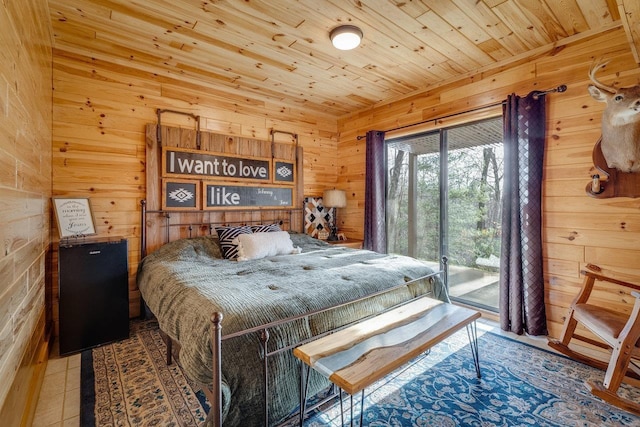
235, 231, 301, 261
250, 223, 282, 233
215, 225, 253, 259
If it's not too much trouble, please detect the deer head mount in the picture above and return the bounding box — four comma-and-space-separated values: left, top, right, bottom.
587, 60, 640, 173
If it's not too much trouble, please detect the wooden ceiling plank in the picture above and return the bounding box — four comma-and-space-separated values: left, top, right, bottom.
538, 0, 590, 36
49, 0, 113, 22
426, 1, 493, 45
490, 1, 556, 49
576, 0, 617, 28
452, 0, 530, 55
606, 0, 622, 20
212, 0, 314, 33
411, 16, 483, 71
477, 38, 513, 62
393, 0, 432, 19
416, 10, 495, 65
618, 0, 640, 64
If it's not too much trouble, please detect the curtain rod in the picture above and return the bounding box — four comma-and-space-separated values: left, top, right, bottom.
356, 84, 567, 139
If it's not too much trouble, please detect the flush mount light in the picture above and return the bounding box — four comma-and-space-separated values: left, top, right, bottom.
329, 25, 363, 50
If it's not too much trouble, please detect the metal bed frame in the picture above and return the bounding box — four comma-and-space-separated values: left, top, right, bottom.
139, 200, 450, 427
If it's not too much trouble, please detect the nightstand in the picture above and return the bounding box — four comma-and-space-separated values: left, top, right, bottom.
327, 238, 364, 249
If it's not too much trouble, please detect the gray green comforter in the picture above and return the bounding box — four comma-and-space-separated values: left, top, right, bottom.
136, 233, 441, 426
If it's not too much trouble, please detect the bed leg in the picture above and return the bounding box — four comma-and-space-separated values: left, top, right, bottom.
260, 329, 271, 427
158, 330, 173, 365
166, 337, 172, 365
211, 312, 224, 427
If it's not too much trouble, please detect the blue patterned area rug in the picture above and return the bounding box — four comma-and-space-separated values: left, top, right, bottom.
285, 327, 640, 427
81, 319, 640, 426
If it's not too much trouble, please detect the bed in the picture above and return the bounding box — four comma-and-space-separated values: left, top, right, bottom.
137, 225, 447, 426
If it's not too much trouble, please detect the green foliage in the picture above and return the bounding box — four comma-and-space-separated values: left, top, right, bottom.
387, 138, 503, 269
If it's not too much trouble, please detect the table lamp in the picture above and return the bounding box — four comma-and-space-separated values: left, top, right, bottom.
323, 189, 347, 241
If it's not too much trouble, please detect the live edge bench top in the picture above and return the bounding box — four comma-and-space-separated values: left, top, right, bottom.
293, 297, 481, 395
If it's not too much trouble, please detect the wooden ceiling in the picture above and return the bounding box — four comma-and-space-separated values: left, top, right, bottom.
49, 0, 640, 118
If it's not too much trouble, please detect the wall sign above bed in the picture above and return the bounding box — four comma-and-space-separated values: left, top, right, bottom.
163, 147, 272, 182
158, 145, 296, 210
205, 184, 293, 209
162, 179, 201, 210
274, 161, 295, 183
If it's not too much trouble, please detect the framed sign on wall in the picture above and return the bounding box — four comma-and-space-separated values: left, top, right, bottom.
204, 183, 293, 209
53, 197, 97, 238
162, 179, 201, 210
274, 160, 295, 184
162, 147, 272, 182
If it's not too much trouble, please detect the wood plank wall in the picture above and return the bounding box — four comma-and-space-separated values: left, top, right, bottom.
0, 0, 53, 423
337, 27, 640, 339
52, 50, 339, 327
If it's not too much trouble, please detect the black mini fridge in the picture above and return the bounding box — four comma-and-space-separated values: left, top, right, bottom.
58, 238, 129, 355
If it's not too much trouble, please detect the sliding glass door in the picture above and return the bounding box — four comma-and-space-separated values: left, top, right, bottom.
386, 117, 503, 311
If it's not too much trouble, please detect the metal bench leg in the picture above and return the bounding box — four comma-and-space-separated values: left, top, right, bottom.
339, 388, 344, 427
359, 389, 365, 426
349, 393, 354, 427
299, 362, 310, 426
466, 321, 481, 378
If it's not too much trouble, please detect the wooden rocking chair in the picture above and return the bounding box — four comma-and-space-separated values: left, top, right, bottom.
548, 270, 640, 415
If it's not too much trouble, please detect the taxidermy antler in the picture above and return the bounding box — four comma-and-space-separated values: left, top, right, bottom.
588, 60, 640, 173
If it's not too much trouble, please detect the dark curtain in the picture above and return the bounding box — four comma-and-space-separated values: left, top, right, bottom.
364, 130, 387, 253
500, 92, 548, 336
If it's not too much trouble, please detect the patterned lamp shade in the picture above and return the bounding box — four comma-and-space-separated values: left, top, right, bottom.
323, 189, 347, 208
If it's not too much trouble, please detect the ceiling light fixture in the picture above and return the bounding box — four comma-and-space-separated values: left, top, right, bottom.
329, 25, 363, 50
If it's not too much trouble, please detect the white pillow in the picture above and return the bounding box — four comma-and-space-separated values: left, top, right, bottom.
234, 231, 301, 261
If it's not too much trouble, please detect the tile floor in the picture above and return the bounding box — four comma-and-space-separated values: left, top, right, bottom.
32, 316, 562, 427
32, 343, 81, 427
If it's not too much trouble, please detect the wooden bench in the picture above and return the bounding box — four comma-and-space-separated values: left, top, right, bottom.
293, 296, 481, 425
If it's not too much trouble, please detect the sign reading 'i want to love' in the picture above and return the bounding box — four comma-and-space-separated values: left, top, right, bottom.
163, 147, 271, 181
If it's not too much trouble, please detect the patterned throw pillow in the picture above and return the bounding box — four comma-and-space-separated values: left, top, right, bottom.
215, 225, 253, 259
250, 223, 282, 233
